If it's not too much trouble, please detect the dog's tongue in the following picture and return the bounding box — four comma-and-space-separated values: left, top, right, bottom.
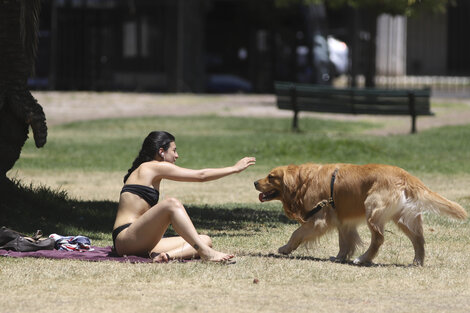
258, 193, 265, 202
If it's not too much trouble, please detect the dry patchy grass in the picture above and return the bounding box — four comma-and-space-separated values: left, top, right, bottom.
1, 218, 469, 313
5, 157, 470, 313
1, 188, 469, 313
7, 169, 470, 205
8, 169, 263, 203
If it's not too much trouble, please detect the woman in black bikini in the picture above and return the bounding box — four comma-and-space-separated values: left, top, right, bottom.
112, 131, 255, 263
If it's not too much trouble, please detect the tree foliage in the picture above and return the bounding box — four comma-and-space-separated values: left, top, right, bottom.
275, 0, 453, 16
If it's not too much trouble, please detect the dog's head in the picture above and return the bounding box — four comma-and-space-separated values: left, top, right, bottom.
254, 165, 303, 221
254, 165, 287, 202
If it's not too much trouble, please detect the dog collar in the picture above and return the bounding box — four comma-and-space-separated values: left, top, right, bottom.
304, 168, 339, 220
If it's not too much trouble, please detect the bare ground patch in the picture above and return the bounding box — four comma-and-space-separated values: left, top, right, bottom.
33, 91, 470, 135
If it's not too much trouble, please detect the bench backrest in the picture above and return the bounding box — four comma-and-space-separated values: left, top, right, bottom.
275, 81, 432, 116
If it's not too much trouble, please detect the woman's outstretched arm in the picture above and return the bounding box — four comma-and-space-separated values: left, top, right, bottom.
150, 157, 256, 182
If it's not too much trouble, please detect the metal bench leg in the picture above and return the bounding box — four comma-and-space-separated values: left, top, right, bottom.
293, 110, 299, 131
290, 86, 300, 132
411, 115, 417, 134
408, 92, 417, 134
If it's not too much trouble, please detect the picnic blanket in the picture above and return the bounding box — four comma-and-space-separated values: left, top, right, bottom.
0, 246, 153, 263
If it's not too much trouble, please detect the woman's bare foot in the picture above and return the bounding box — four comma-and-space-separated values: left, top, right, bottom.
198, 247, 235, 263
150, 252, 170, 263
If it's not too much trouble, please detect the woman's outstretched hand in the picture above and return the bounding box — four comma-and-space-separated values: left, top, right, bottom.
234, 157, 256, 173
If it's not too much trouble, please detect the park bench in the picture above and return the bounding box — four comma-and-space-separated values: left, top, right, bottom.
274, 81, 433, 133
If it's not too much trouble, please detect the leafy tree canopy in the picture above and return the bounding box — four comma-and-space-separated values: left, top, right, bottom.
275, 0, 453, 16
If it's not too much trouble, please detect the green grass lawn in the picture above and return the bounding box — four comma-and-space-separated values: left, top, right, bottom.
4, 114, 470, 235
2, 114, 470, 313
5, 115, 470, 235
13, 115, 470, 174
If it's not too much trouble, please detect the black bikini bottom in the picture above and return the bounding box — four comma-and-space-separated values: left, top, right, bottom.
112, 223, 131, 254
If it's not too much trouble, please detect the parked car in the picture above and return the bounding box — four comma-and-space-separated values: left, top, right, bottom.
206, 74, 253, 93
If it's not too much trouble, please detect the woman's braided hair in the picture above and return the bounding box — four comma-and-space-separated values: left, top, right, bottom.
123, 131, 175, 183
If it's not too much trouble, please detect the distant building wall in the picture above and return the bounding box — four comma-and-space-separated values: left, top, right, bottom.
376, 14, 407, 76
406, 12, 447, 75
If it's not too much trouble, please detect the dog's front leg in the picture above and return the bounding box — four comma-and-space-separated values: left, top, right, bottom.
278, 219, 328, 254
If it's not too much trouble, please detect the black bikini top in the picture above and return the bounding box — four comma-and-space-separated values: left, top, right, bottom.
120, 184, 160, 207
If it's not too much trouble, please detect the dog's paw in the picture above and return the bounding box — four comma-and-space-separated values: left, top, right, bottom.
330, 256, 347, 263
353, 258, 373, 266
278, 245, 291, 255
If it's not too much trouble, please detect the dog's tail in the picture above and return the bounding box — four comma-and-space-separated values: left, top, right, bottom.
408, 183, 467, 220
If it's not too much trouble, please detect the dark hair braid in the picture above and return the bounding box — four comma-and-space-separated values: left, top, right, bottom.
123, 131, 175, 183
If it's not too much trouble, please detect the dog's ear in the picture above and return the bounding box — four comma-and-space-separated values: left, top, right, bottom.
281, 165, 304, 220
282, 165, 300, 193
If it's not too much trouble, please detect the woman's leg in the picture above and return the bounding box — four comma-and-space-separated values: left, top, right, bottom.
115, 198, 233, 262
149, 235, 212, 262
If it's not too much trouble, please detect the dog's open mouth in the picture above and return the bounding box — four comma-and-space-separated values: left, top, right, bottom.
258, 190, 280, 202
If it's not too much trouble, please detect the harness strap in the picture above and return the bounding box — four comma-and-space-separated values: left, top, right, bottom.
304, 168, 339, 220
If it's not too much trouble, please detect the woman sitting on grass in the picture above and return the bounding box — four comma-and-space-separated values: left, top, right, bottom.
112, 131, 255, 263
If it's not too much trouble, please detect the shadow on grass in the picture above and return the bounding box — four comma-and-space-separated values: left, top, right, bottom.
245, 252, 410, 268
0, 179, 293, 236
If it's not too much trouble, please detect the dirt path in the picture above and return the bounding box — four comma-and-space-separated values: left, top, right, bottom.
33, 91, 470, 135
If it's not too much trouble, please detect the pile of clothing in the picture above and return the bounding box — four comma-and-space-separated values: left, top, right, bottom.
49, 233, 93, 252
0, 226, 93, 252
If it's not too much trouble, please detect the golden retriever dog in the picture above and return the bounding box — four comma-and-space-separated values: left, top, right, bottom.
254, 163, 467, 266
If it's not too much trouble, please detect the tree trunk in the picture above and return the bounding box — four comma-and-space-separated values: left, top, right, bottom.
349, 7, 360, 87
0, 0, 47, 179
365, 10, 378, 88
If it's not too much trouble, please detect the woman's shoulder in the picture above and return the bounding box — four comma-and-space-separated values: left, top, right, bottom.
138, 160, 176, 174
138, 160, 162, 172
128, 161, 163, 183
139, 160, 159, 167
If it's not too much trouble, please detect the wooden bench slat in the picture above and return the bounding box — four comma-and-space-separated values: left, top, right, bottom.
278, 99, 432, 112
278, 103, 433, 115
275, 82, 431, 97
276, 88, 431, 99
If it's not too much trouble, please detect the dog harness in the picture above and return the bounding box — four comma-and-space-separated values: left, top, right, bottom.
304, 168, 339, 220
